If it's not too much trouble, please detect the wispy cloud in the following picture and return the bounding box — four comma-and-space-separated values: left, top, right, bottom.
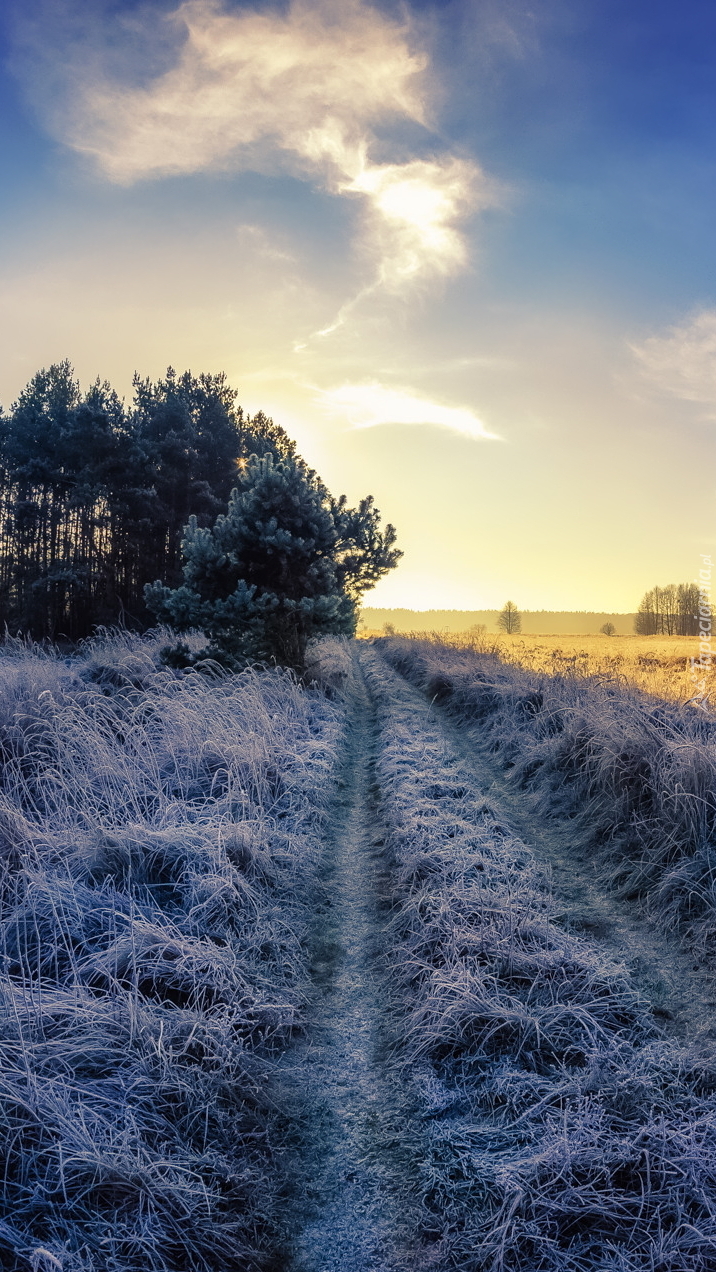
24, 0, 493, 292
235, 223, 295, 263
62, 0, 426, 183
318, 382, 499, 440
345, 155, 485, 286
631, 310, 716, 410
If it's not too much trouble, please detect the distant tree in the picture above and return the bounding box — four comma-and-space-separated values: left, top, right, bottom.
145, 453, 401, 669
661, 584, 680, 635
635, 583, 707, 637
600, 622, 616, 636
498, 601, 521, 634
677, 583, 701, 636
635, 588, 659, 635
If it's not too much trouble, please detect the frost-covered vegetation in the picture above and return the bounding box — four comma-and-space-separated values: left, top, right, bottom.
439, 630, 716, 708
365, 647, 716, 1269
5, 624, 716, 1271
0, 629, 344, 1270
148, 454, 400, 670
379, 636, 716, 957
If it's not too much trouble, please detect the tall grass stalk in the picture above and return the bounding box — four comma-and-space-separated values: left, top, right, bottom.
379, 636, 716, 957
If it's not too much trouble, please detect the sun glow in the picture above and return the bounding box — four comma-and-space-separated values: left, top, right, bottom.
344, 157, 480, 282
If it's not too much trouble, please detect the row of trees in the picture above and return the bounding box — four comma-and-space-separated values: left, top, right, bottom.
496, 591, 708, 638
0, 362, 400, 657
489, 592, 706, 638
634, 583, 704, 636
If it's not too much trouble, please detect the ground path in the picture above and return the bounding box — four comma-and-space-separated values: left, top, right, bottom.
282, 645, 716, 1269
282, 648, 428, 1272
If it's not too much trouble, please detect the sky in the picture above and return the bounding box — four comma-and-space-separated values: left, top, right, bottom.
1, 0, 715, 611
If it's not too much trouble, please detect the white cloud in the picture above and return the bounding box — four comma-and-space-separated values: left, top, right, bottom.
318, 382, 498, 440
631, 310, 716, 409
29, 0, 491, 290
345, 156, 483, 286
65, 0, 426, 183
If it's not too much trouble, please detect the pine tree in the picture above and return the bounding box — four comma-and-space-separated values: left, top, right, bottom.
0, 366, 396, 646
145, 453, 400, 668
0, 362, 118, 638
0, 363, 301, 639
331, 494, 401, 600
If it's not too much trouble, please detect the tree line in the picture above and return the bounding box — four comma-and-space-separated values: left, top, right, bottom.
494, 590, 708, 637
0, 362, 399, 653
634, 583, 704, 636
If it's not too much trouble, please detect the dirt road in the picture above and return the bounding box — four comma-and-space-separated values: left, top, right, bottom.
284, 651, 426, 1272
431, 695, 716, 1051
282, 645, 716, 1270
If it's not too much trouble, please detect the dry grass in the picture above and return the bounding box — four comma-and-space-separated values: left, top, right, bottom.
363, 645, 716, 1270
378, 635, 716, 955
443, 632, 713, 706
0, 629, 348, 1271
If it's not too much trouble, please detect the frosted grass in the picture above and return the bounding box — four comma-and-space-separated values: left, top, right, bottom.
0, 630, 346, 1271
364, 646, 716, 1270
378, 636, 716, 958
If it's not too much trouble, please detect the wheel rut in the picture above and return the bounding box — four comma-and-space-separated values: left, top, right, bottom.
282, 650, 426, 1272
423, 688, 716, 1055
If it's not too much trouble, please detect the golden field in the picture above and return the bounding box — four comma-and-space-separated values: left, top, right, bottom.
367, 629, 714, 706
481, 634, 712, 704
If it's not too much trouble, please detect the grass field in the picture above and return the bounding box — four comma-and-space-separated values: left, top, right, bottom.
365, 631, 713, 706
0, 629, 345, 1270
368, 643, 716, 1270
379, 634, 716, 952
4, 629, 716, 1269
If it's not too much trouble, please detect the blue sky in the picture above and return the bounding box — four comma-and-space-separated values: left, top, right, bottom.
1, 0, 715, 610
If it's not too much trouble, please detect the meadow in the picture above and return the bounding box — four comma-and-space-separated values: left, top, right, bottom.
379, 635, 716, 953
0, 629, 344, 1271
367, 643, 716, 1270
465, 633, 712, 706
363, 630, 712, 706
2, 630, 716, 1269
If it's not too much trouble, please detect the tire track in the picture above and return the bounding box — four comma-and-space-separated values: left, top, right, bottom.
367, 644, 716, 1269
282, 644, 716, 1270
411, 667, 716, 1054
